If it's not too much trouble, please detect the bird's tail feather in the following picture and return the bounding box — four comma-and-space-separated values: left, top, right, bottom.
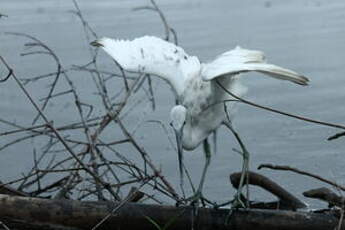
249, 63, 309, 86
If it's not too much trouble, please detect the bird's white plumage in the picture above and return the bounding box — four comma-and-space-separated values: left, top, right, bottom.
92, 36, 309, 150
202, 46, 309, 85
96, 36, 200, 96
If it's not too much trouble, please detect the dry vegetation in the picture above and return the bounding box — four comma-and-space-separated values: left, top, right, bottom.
0, 0, 184, 204
1, 1, 345, 229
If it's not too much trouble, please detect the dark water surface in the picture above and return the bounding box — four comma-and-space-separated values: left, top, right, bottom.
1, 0, 345, 208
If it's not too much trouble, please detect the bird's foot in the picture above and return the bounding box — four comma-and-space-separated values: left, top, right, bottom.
184, 191, 207, 207
224, 193, 248, 225
231, 192, 247, 209
183, 191, 207, 220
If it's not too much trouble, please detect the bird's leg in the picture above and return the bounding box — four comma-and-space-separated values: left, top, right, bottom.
198, 138, 211, 197
176, 130, 186, 199
223, 121, 250, 208
171, 118, 186, 204
212, 130, 218, 155
186, 139, 211, 206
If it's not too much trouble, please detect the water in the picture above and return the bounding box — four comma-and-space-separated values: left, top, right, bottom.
1, 0, 345, 208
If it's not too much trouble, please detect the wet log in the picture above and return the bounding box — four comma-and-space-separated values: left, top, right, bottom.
230, 171, 307, 210
0, 194, 343, 230
303, 187, 345, 207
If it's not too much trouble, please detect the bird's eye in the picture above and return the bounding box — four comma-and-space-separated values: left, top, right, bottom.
169, 122, 173, 127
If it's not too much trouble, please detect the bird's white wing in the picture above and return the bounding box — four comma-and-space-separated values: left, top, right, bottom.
91, 36, 201, 95
202, 46, 309, 85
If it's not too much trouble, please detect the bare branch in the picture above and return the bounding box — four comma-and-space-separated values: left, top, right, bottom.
328, 131, 345, 141
0, 55, 120, 200
258, 164, 345, 192
216, 80, 345, 131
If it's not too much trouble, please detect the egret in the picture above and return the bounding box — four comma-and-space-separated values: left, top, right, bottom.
91, 36, 309, 203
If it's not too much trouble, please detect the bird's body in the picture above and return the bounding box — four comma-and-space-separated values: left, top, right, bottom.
91, 36, 309, 202
178, 73, 244, 150
92, 36, 308, 150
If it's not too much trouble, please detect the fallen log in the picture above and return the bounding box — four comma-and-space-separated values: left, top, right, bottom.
303, 187, 345, 207
0, 194, 343, 230
230, 171, 307, 210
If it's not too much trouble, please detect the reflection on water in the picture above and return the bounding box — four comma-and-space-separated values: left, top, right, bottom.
1, 0, 345, 207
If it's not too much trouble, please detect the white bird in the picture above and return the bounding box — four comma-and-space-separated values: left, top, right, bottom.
91, 36, 309, 202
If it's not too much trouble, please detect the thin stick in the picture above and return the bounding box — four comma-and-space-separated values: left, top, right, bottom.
216, 80, 345, 130
328, 131, 345, 141
0, 55, 119, 200
258, 163, 345, 192
91, 181, 147, 230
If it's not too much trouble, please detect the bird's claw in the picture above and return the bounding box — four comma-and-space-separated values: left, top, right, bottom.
225, 193, 248, 225
231, 192, 247, 209
184, 191, 210, 207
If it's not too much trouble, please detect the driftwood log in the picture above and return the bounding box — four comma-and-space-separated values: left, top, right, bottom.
304, 187, 345, 207
0, 194, 343, 230
230, 171, 307, 210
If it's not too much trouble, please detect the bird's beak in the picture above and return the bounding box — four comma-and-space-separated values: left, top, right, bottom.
172, 126, 184, 186
90, 40, 103, 47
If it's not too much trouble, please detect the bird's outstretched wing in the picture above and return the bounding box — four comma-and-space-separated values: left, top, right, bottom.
201, 46, 309, 85
91, 36, 201, 95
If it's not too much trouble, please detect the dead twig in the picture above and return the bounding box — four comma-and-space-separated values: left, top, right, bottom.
0, 221, 11, 230
133, 0, 177, 44
91, 181, 148, 230
5, 32, 63, 125
0, 55, 119, 200
258, 164, 345, 192
0, 68, 12, 82
216, 80, 345, 131
328, 131, 345, 141
0, 0, 184, 205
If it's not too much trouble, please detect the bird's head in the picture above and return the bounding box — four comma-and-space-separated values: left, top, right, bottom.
170, 104, 187, 153
170, 105, 187, 133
